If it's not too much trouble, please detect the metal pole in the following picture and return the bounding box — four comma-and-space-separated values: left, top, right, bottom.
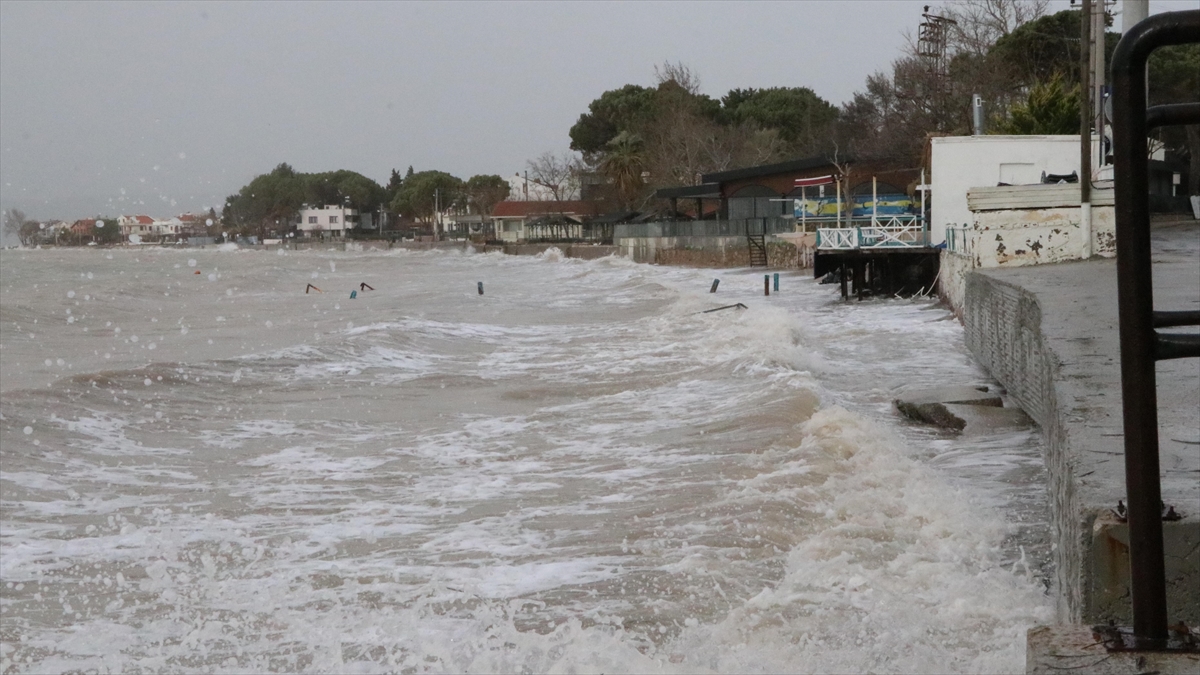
801, 185, 806, 233
1081, 0, 1093, 256
1094, 0, 1107, 167
1110, 9, 1200, 642
872, 176, 878, 227
836, 179, 842, 228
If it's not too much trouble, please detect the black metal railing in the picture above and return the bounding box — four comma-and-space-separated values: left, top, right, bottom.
1111, 9, 1199, 646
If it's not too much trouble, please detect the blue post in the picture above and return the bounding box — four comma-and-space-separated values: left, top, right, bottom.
477, 281, 484, 295
350, 290, 357, 299
773, 273, 779, 292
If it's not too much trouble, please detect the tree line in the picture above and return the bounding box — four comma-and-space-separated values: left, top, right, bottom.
3, 209, 126, 246
220, 163, 511, 237
129, 1, 1200, 241
576, 1, 1199, 209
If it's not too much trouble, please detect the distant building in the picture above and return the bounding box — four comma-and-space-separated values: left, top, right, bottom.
154, 217, 184, 238
506, 173, 559, 202
177, 213, 207, 237
70, 219, 96, 236
491, 200, 601, 243
118, 215, 156, 238
296, 205, 360, 237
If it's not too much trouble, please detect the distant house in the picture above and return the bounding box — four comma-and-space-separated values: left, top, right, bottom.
296, 205, 360, 237
154, 217, 184, 238
43, 220, 71, 236
177, 213, 207, 237
491, 201, 602, 243
118, 215, 156, 238
443, 212, 487, 239
506, 173, 559, 202
70, 219, 96, 236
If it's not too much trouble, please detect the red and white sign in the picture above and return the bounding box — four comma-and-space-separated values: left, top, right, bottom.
794, 175, 835, 188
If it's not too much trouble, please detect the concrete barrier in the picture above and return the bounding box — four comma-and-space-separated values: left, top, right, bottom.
963, 254, 1199, 625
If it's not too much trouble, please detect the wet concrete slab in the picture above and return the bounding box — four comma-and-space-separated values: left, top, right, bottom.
894, 385, 1003, 429
1026, 625, 1200, 674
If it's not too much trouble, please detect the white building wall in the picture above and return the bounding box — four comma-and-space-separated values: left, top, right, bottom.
495, 218, 524, 243
506, 175, 557, 202
931, 135, 1092, 246
297, 205, 359, 236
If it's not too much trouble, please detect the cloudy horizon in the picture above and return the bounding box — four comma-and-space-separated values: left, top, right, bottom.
1, 0, 1191, 226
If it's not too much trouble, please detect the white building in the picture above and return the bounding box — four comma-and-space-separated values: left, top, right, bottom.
296, 205, 360, 237
118, 215, 156, 238
154, 217, 184, 238
933, 135, 1116, 315
930, 135, 1095, 247
506, 173, 559, 202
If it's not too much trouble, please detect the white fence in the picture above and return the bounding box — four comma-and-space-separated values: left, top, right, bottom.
817, 216, 929, 250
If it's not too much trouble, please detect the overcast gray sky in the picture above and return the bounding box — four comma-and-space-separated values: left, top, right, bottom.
0, 0, 1192, 224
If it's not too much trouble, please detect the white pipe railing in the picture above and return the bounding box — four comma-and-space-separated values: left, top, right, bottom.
816, 216, 928, 250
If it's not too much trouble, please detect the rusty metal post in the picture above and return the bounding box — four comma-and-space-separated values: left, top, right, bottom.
1110, 9, 1200, 644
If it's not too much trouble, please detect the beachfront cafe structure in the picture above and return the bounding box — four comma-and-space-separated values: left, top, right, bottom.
635, 155, 938, 297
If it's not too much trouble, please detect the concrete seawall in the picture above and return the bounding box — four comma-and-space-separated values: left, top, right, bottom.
960, 223, 1199, 625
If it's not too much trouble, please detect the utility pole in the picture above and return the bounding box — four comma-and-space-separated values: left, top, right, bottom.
1092, 0, 1107, 170
1080, 0, 1093, 257
434, 188, 440, 241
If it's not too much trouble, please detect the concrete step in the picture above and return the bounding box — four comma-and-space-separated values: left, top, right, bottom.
894, 385, 1004, 430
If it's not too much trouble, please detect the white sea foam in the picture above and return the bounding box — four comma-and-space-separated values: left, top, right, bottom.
0, 246, 1051, 673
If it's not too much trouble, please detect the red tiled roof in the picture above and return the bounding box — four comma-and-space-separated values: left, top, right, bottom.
491, 200, 601, 218
135, 215, 154, 224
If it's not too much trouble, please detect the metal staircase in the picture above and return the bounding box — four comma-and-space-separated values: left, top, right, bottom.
747, 233, 767, 267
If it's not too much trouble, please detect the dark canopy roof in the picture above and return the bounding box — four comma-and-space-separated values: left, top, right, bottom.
587, 210, 640, 224
654, 183, 722, 200
653, 154, 856, 201
700, 154, 850, 184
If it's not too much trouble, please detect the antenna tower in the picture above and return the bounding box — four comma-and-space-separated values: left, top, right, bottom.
918, 6, 956, 130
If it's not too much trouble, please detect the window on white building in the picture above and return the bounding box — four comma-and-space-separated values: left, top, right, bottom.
308, 216, 317, 224
329, 216, 339, 224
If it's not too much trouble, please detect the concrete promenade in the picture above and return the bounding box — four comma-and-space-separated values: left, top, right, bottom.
961, 221, 1199, 627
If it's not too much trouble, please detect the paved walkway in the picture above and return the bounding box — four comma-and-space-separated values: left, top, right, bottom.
977, 221, 1199, 515
967, 220, 1199, 626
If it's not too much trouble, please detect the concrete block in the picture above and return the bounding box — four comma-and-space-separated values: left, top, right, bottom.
894, 386, 1003, 430
943, 403, 1034, 434
1089, 512, 1200, 625
1026, 625, 1200, 674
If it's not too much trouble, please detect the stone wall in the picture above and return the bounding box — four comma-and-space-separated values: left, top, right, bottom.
939, 205, 1114, 317
617, 236, 812, 269
963, 268, 1200, 625
963, 272, 1087, 623
938, 250, 972, 318
971, 206, 1115, 267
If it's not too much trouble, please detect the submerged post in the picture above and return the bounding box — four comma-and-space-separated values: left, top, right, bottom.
477, 281, 484, 295
710, 279, 720, 293
764, 275, 770, 296
773, 273, 779, 292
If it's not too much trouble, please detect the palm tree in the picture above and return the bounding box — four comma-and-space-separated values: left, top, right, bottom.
600, 131, 647, 209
